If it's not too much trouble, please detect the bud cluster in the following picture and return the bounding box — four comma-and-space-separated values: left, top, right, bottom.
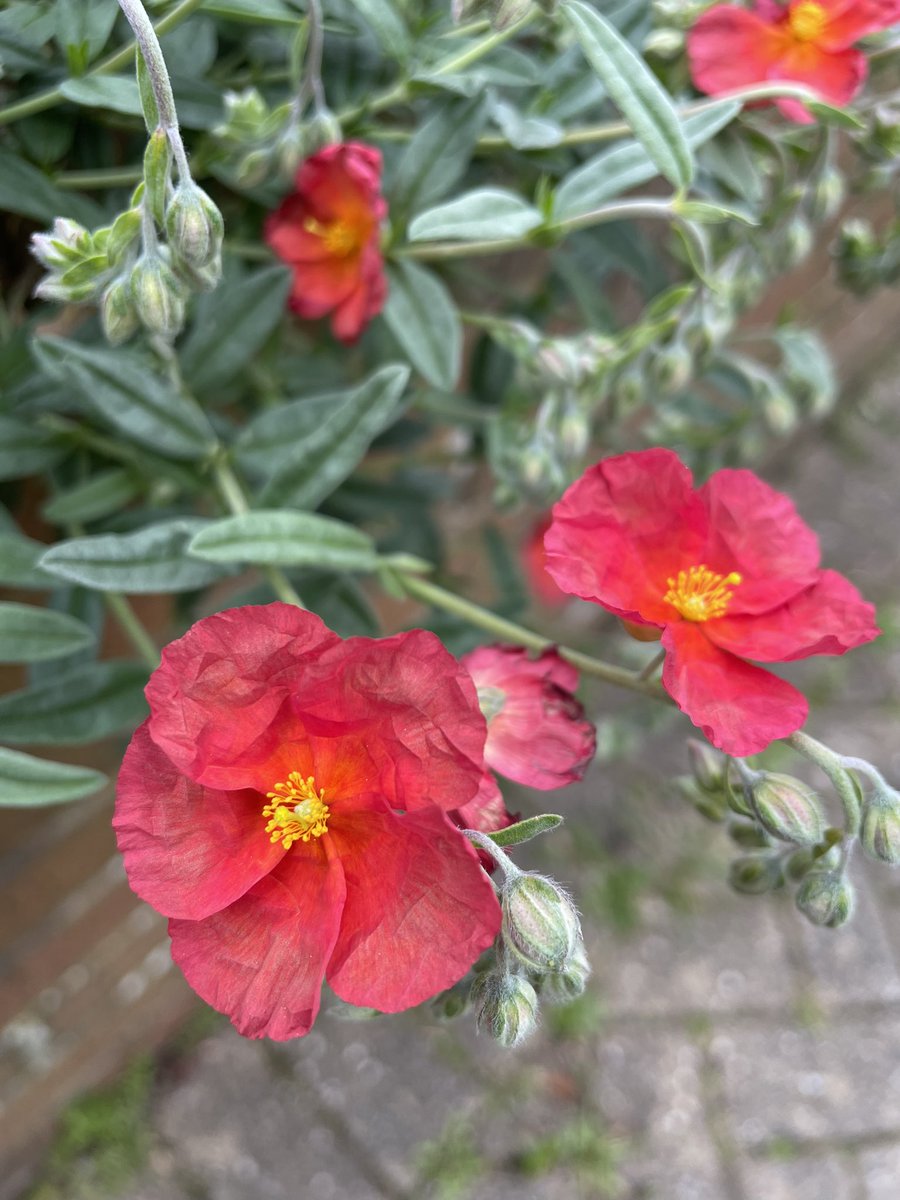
214, 88, 341, 186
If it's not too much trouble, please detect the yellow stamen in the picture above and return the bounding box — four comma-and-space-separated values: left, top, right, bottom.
664, 564, 742, 623
263, 772, 330, 849
304, 216, 360, 257
788, 1, 828, 42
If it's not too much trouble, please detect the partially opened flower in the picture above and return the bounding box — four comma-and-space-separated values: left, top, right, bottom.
461, 645, 596, 789
687, 1, 900, 123
115, 604, 501, 1040
265, 141, 387, 342
544, 449, 879, 756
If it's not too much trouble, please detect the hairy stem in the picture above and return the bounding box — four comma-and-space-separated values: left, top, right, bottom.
787, 731, 862, 838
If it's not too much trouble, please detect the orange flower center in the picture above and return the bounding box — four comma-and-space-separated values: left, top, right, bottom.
664, 564, 742, 622
788, 1, 828, 42
263, 772, 330, 849
304, 216, 362, 257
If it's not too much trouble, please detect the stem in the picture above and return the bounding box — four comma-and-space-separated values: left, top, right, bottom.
637, 648, 665, 682
395, 572, 668, 700
103, 591, 161, 670
211, 458, 307, 609
837, 756, 891, 792
461, 829, 520, 879
55, 166, 144, 190
299, 0, 327, 114
0, 0, 206, 127
787, 731, 862, 838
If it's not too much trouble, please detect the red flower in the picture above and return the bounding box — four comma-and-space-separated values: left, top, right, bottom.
265, 142, 387, 342
544, 450, 879, 756
523, 515, 570, 608
114, 604, 501, 1040
687, 1, 900, 123
461, 645, 596, 788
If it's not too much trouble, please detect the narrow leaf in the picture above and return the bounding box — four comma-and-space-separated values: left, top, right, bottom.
390, 95, 488, 221
0, 661, 149, 745
0, 416, 66, 480
0, 602, 96, 663
0, 747, 108, 807
42, 468, 140, 525
409, 189, 543, 243
486, 814, 564, 847
383, 260, 462, 390
188, 511, 378, 573
0, 532, 55, 589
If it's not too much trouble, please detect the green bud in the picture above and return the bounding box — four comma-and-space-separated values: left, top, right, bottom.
304, 108, 343, 155
165, 182, 224, 270
236, 147, 273, 188
674, 775, 727, 823
502, 873, 580, 974
491, 0, 533, 29
745, 772, 826, 846
728, 853, 784, 895
860, 787, 900, 866
473, 971, 539, 1047
276, 121, 311, 183
643, 27, 684, 59
106, 208, 143, 268
809, 166, 845, 224
143, 128, 173, 227
796, 868, 854, 928
727, 820, 772, 850
31, 217, 91, 270
100, 278, 140, 345
651, 338, 693, 395
538, 937, 591, 1005
218, 88, 270, 140
130, 251, 186, 339
686, 738, 726, 794
613, 360, 646, 415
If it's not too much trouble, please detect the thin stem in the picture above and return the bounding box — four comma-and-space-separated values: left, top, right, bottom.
637, 648, 665, 682
0, 0, 206, 127
837, 756, 891, 792
54, 166, 144, 190
461, 830, 520, 879
395, 571, 668, 700
103, 591, 161, 670
787, 731, 862, 838
301, 0, 327, 114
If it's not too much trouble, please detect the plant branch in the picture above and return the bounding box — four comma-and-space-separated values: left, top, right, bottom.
103, 591, 161, 670
787, 730, 862, 837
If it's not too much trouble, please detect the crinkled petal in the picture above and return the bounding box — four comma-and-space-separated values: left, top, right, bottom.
816, 0, 900, 48
326, 806, 501, 1012
707, 569, 880, 662
698, 469, 821, 614
464, 644, 579, 695
687, 6, 790, 96
661, 622, 809, 756
545, 449, 707, 625
169, 844, 345, 1040
452, 770, 515, 834
114, 721, 284, 921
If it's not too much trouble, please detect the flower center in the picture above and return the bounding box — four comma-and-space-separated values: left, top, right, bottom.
263, 772, 330, 849
788, 1, 828, 42
304, 216, 360, 257
664, 564, 742, 622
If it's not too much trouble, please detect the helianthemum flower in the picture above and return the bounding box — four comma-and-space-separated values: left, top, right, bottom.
114, 604, 501, 1040
687, 0, 900, 123
461, 645, 596, 789
265, 141, 387, 342
544, 449, 879, 756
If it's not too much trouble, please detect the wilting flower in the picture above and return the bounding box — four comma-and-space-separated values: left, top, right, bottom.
687, 0, 900, 123
265, 141, 387, 342
461, 645, 596, 788
544, 449, 879, 756
114, 604, 501, 1040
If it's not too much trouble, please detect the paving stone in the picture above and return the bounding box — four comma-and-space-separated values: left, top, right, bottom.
813, 1016, 900, 1140
859, 1143, 900, 1199
738, 1152, 858, 1200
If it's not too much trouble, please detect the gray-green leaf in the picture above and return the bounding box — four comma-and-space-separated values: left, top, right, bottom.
0, 747, 108, 807
383, 261, 462, 390
189, 511, 378, 573
409, 188, 543, 243
0, 602, 96, 663
0, 660, 149, 745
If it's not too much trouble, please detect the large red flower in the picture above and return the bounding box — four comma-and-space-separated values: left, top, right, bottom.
461, 645, 596, 789
544, 450, 879, 756
114, 604, 501, 1040
687, 0, 900, 123
265, 142, 387, 342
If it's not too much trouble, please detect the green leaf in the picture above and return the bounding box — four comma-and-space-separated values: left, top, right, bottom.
0, 147, 102, 226
136, 45, 159, 130
0, 532, 55, 589
0, 602, 96, 663
0, 660, 149, 745
0, 416, 66, 480
180, 264, 292, 395
383, 260, 462, 390
675, 198, 757, 225
240, 364, 410, 509
39, 519, 232, 593
59, 75, 143, 116
560, 0, 693, 190
554, 100, 740, 221
199, 0, 296, 21
188, 511, 378, 573
390, 95, 488, 222
408, 188, 543, 243
485, 814, 564, 847
32, 336, 217, 462
0, 747, 107, 807
345, 0, 411, 60
42, 468, 141, 525
54, 0, 118, 65
806, 100, 864, 130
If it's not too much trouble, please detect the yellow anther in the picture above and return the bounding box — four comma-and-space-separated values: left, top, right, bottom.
664, 564, 742, 623
788, 1, 828, 41
303, 216, 360, 257
263, 772, 330, 849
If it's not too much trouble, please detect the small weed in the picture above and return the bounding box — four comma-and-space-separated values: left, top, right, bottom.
516, 1115, 624, 1195
416, 1115, 486, 1200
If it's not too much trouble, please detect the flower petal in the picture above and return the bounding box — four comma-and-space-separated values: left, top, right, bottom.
114, 721, 284, 920
545, 449, 707, 625
661, 622, 809, 756
169, 845, 345, 1040
326, 806, 501, 1012
817, 0, 900, 49
774, 43, 867, 116
698, 469, 821, 614
707, 569, 880, 662
687, 5, 790, 96
452, 770, 515, 835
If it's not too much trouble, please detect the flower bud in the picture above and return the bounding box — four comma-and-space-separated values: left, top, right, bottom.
674, 775, 726, 823
651, 337, 694, 395
643, 27, 685, 59
727, 820, 771, 850
165, 182, 224, 269
105, 208, 143, 268
538, 937, 591, 1005
809, 166, 845, 224
860, 785, 900, 866
686, 738, 725, 794
745, 772, 826, 846
30, 217, 91, 269
502, 873, 579, 974
491, 0, 533, 28
473, 971, 539, 1047
796, 869, 854, 928
728, 853, 784, 895
130, 251, 186, 339
304, 108, 343, 155
100, 278, 140, 345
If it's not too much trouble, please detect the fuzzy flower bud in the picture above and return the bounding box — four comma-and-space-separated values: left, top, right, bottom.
165, 182, 224, 270
745, 772, 826, 846
31, 217, 91, 270
796, 868, 854, 928
130, 251, 186, 339
538, 937, 591, 1005
473, 971, 539, 1047
860, 783, 900, 866
687, 738, 726, 794
502, 873, 580, 974
100, 278, 140, 346
728, 853, 784, 895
